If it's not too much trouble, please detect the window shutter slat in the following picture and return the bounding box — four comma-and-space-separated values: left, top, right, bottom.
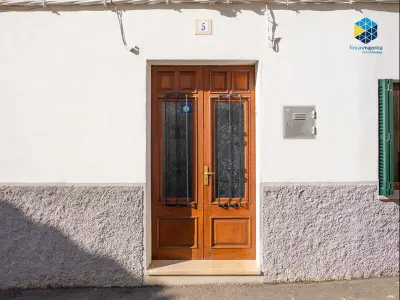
379, 79, 394, 196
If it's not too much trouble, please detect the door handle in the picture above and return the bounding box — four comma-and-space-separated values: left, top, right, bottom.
204, 166, 214, 186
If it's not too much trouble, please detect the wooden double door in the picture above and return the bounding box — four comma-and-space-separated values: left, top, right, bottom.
151, 66, 255, 260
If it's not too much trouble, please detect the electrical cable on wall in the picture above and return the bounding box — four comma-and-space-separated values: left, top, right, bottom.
113, 4, 139, 54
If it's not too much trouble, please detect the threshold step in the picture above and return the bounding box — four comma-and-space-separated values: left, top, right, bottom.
144, 275, 264, 285
147, 260, 261, 276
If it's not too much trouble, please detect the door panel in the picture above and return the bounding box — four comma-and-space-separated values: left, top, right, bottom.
210, 70, 230, 93
157, 217, 198, 248
203, 66, 256, 260
211, 218, 251, 248
232, 71, 250, 93
152, 66, 204, 259
151, 65, 255, 260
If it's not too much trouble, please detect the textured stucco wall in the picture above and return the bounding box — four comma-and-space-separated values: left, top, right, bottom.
262, 183, 399, 282
0, 185, 144, 289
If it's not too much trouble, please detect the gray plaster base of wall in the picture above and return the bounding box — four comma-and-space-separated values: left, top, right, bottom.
0, 185, 144, 289
262, 183, 399, 283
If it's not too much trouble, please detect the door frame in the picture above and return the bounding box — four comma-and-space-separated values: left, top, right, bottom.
144, 61, 262, 269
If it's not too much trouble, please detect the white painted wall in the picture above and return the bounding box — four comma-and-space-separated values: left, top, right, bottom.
262, 5, 400, 182
0, 3, 398, 183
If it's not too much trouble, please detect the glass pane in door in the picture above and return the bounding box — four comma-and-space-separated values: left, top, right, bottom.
214, 101, 245, 199
162, 101, 193, 199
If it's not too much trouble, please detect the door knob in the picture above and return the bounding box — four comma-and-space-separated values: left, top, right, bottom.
204, 166, 214, 186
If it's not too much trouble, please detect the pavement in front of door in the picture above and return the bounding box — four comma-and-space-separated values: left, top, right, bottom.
0, 277, 399, 300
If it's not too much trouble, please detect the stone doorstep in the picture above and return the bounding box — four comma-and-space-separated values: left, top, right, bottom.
143, 275, 264, 286
146, 260, 261, 276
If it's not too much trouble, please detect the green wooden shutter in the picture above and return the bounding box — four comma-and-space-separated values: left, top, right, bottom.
378, 79, 394, 196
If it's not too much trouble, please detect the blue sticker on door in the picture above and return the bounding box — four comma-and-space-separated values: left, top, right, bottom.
180, 103, 192, 114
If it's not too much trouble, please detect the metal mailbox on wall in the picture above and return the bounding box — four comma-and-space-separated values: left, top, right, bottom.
283, 106, 316, 139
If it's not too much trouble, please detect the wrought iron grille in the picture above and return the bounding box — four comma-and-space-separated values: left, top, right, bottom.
214, 94, 245, 208
162, 93, 246, 208
162, 93, 193, 207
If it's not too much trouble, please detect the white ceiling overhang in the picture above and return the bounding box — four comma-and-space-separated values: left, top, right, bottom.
0, 0, 398, 7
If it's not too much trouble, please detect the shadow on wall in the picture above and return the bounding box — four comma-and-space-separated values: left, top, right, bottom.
0, 200, 162, 295
0, 2, 397, 56
1, 2, 397, 57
